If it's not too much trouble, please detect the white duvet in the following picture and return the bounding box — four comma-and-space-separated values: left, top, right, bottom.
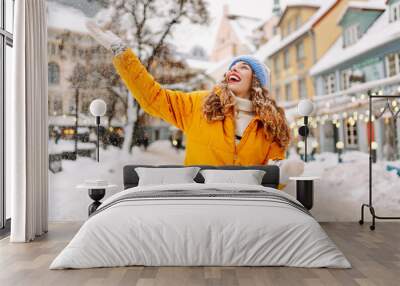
50, 183, 351, 269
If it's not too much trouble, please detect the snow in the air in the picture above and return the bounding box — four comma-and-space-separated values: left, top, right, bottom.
48, 139, 400, 222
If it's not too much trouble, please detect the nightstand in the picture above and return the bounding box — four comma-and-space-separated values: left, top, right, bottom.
76, 182, 118, 216
289, 176, 320, 210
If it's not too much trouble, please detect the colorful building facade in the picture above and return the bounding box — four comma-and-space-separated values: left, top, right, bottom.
310, 0, 400, 160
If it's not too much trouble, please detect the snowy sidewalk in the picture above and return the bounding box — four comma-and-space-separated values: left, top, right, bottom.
48, 141, 400, 222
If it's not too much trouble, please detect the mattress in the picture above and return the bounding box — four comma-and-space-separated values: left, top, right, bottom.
50, 183, 351, 269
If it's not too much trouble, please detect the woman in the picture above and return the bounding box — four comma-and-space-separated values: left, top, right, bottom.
86, 22, 302, 185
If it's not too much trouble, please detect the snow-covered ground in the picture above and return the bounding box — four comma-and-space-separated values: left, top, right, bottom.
48, 140, 400, 222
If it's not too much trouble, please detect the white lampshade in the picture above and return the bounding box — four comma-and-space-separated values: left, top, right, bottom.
297, 99, 315, 117
89, 99, 107, 117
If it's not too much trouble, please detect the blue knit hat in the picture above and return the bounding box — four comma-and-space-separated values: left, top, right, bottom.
228, 55, 270, 89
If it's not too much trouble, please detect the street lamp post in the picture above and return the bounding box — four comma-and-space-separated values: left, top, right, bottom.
336, 141, 344, 163
89, 99, 107, 162
297, 99, 315, 163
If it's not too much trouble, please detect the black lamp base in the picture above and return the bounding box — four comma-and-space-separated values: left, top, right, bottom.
296, 180, 314, 210
88, 188, 105, 216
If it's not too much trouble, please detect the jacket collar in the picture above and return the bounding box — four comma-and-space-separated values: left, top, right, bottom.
214, 88, 262, 122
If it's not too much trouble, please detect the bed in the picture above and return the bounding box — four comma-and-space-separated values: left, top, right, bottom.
50, 164, 351, 269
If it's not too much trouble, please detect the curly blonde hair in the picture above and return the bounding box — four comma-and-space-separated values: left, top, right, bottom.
202, 75, 290, 149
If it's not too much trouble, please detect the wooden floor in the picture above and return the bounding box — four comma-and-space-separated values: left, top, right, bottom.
0, 222, 399, 286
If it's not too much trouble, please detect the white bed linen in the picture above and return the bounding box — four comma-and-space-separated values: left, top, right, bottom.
50, 183, 351, 269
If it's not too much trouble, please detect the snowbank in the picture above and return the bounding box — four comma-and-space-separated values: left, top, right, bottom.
49, 142, 400, 222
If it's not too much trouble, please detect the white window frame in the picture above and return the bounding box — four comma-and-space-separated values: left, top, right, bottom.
323, 73, 336, 94
1, 0, 15, 230
345, 120, 358, 149
390, 2, 400, 22
344, 24, 360, 47
385, 52, 400, 77
341, 69, 352, 90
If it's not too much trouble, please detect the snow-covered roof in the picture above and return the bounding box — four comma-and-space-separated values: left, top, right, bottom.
277, 0, 321, 25
49, 115, 126, 127
348, 0, 386, 10
185, 58, 215, 71
228, 15, 263, 53
285, 0, 321, 7
47, 1, 89, 33
268, 0, 337, 57
310, 7, 399, 76
254, 35, 282, 62
337, 0, 386, 25
205, 57, 231, 76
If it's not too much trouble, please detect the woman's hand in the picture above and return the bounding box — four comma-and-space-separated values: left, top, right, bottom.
279, 158, 305, 184
268, 158, 305, 188
85, 20, 126, 54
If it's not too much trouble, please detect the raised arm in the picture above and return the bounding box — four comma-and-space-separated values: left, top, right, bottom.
112, 48, 202, 131
86, 21, 203, 132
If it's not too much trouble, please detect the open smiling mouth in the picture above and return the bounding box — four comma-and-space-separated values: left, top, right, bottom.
228, 74, 241, 84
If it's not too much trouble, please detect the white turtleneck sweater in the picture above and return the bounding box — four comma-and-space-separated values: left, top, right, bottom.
234, 97, 284, 167
234, 96, 255, 144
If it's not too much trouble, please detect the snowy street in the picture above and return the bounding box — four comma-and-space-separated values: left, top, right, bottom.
48, 139, 400, 222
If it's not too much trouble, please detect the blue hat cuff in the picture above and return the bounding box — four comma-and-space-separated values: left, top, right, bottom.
228, 55, 270, 89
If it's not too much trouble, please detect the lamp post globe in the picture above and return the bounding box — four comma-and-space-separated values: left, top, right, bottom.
297, 99, 314, 117
89, 99, 107, 162
90, 99, 107, 117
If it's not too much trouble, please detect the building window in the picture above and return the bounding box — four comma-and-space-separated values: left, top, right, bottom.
274, 56, 280, 76
385, 52, 400, 77
343, 24, 360, 47
390, 2, 400, 22
296, 41, 304, 60
340, 69, 352, 90
2, 0, 15, 231
283, 49, 290, 69
48, 62, 60, 85
345, 120, 358, 149
323, 73, 336, 94
295, 15, 301, 29
287, 21, 292, 36
285, 83, 292, 101
275, 86, 281, 101
298, 78, 307, 99
53, 97, 63, 115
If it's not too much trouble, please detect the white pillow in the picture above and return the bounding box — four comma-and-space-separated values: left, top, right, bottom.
200, 169, 266, 185
135, 167, 201, 186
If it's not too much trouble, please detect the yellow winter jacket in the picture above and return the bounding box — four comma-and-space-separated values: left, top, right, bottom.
112, 48, 286, 166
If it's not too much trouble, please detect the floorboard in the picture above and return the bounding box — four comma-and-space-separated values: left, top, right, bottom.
0, 222, 399, 286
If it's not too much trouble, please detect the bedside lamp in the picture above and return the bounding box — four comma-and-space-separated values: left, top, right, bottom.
90, 99, 107, 162
297, 99, 315, 162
